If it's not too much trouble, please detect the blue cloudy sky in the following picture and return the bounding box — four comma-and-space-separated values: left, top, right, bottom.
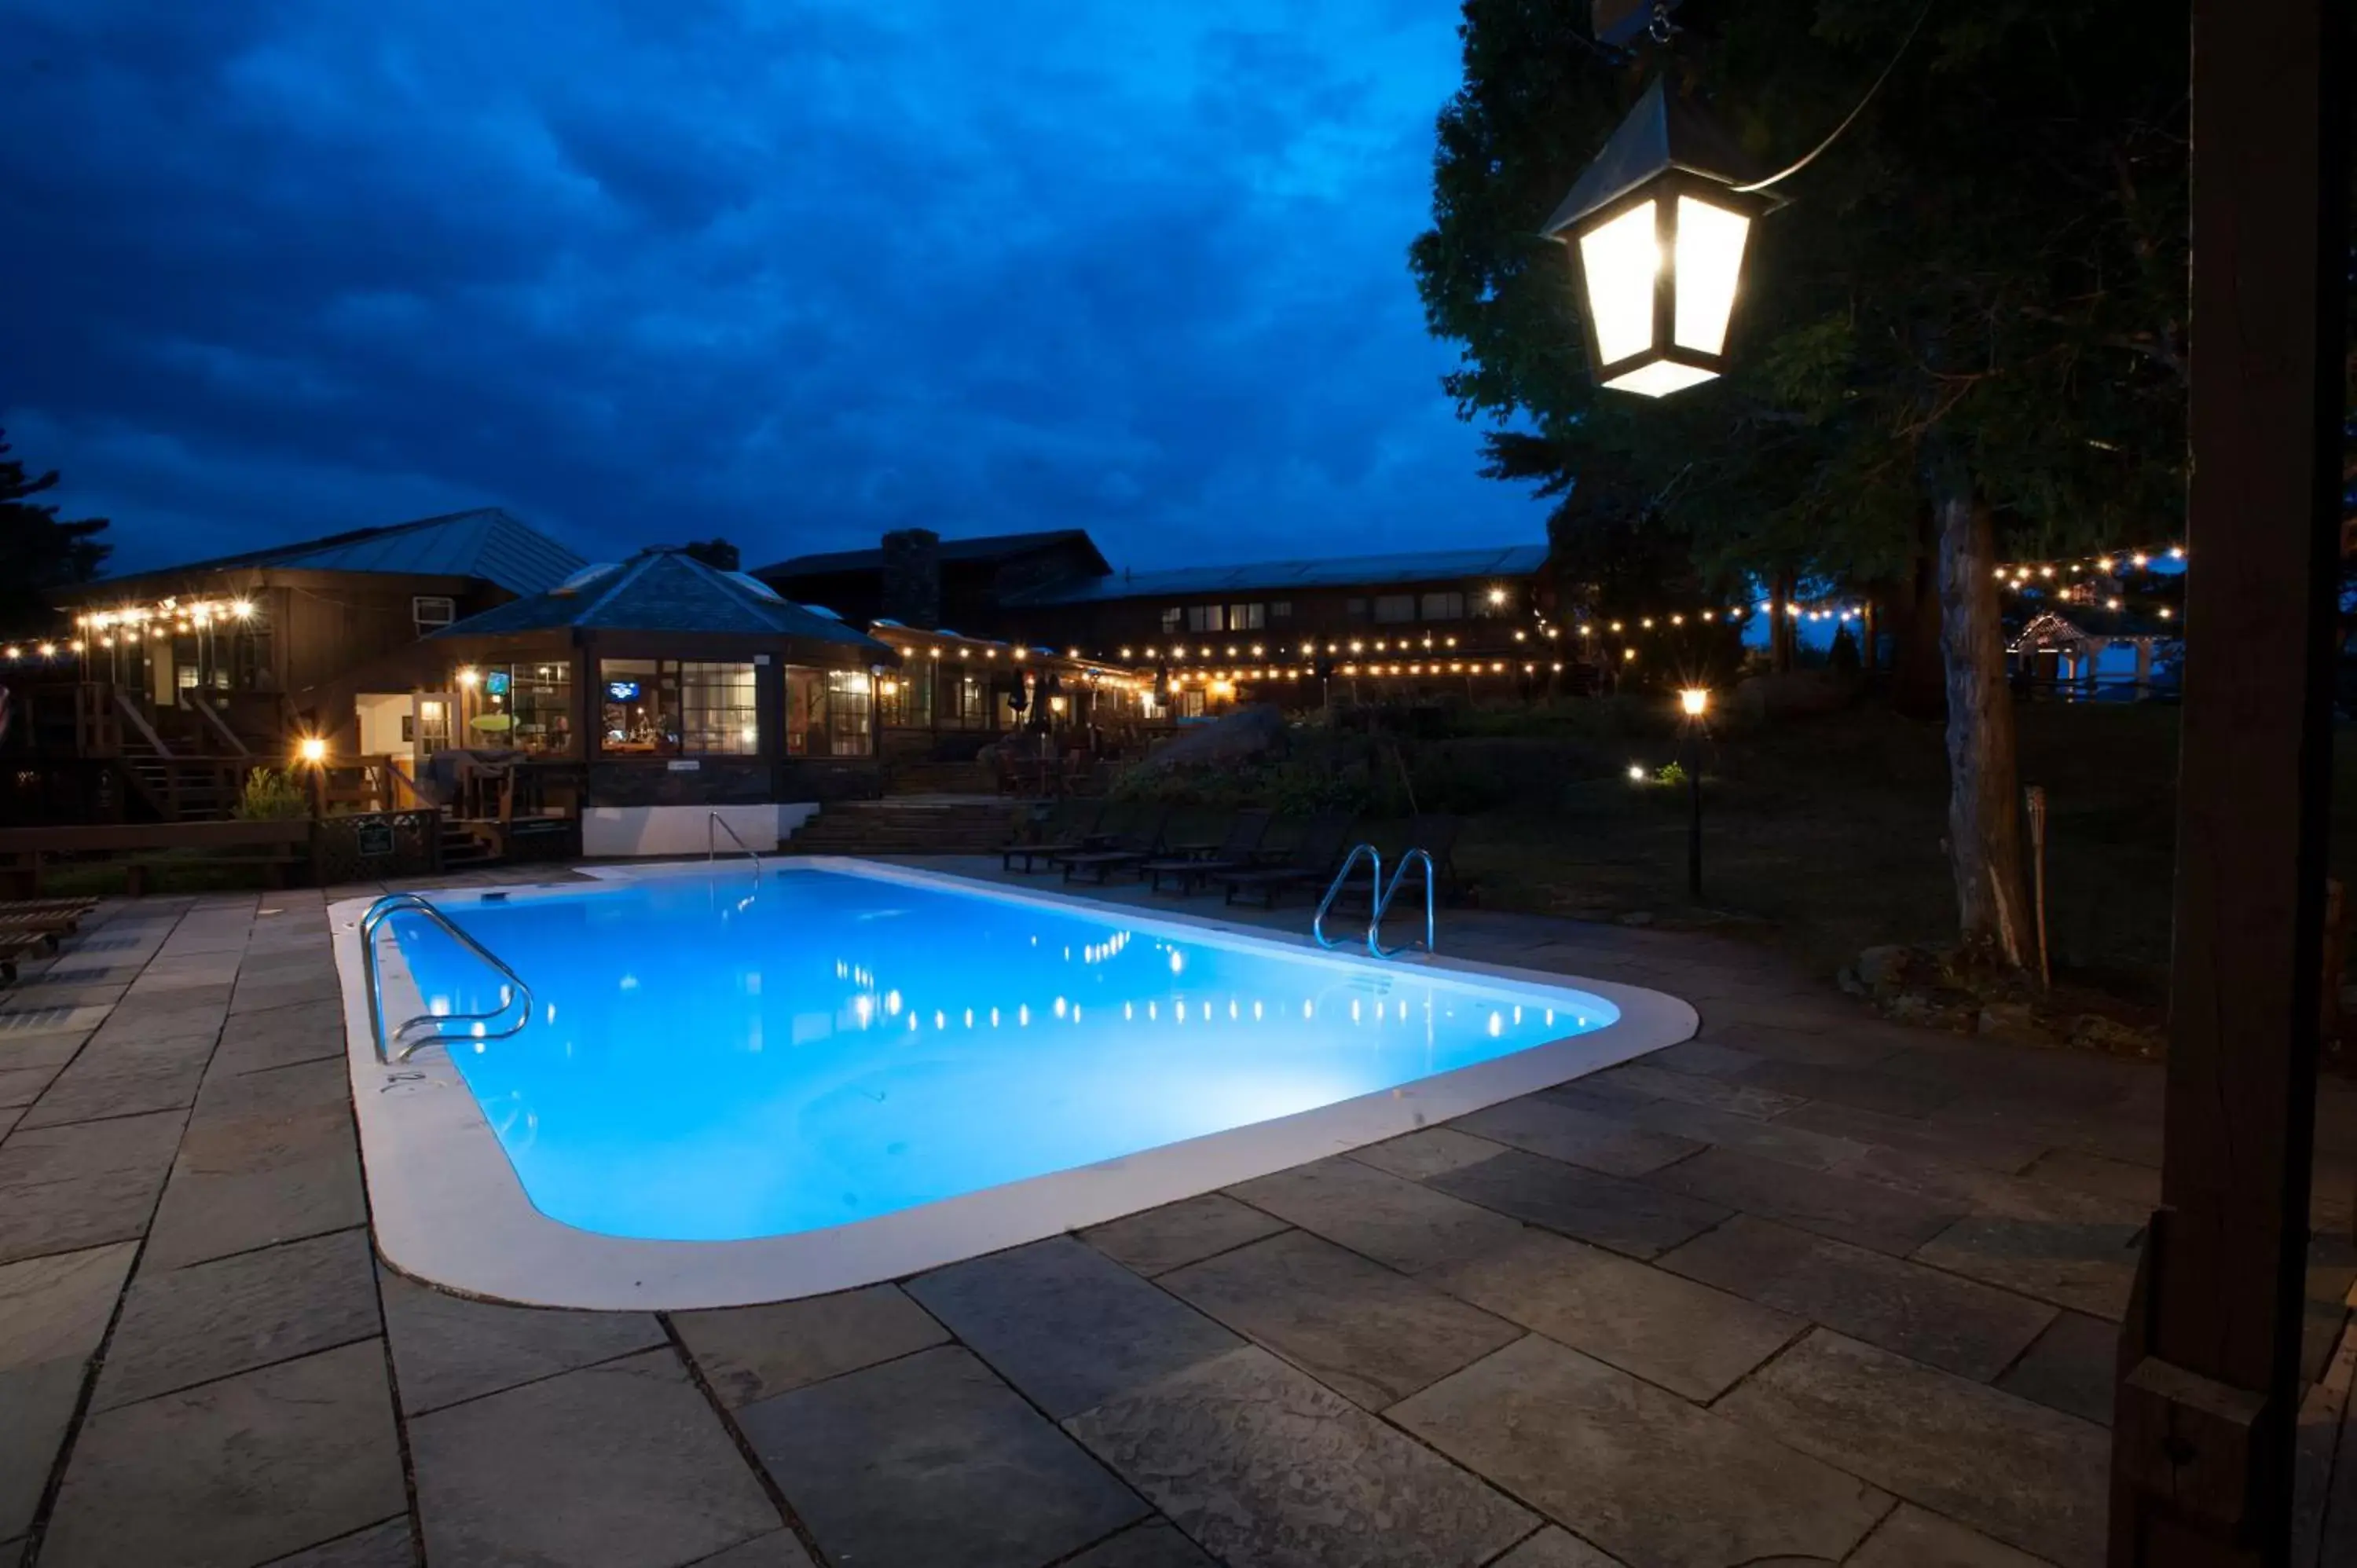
0, 0, 1551, 576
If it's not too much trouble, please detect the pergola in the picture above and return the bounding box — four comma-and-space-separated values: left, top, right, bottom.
2007, 610, 2176, 700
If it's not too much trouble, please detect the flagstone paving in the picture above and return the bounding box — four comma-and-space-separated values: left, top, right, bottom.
0, 864, 2352, 1567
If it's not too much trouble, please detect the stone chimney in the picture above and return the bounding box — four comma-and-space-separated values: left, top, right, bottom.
880, 528, 941, 629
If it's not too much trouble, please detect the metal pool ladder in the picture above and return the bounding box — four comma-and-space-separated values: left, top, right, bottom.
709, 812, 764, 879
1313, 842, 1439, 959
1371, 848, 1437, 958
360, 893, 535, 1064
1313, 844, 1382, 954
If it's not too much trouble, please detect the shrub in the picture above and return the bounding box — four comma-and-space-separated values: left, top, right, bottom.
232, 767, 310, 821
1654, 760, 1690, 788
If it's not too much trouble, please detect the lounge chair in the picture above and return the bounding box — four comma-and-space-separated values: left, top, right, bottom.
1000, 799, 1106, 873
1140, 810, 1274, 895
1054, 804, 1173, 884
1215, 813, 1358, 908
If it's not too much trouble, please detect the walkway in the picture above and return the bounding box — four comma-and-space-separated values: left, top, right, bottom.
0, 862, 2351, 1568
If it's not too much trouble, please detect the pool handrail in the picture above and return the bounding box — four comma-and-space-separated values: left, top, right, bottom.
708, 812, 764, 880
1312, 843, 1382, 951
359, 892, 535, 1064
1369, 847, 1438, 959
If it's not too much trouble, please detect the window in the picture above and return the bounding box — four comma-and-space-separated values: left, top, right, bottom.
953, 672, 988, 728
1270, 601, 1293, 621
827, 671, 874, 752
1420, 591, 1466, 621
1160, 607, 1183, 632
599, 659, 673, 754
1227, 603, 1265, 631
599, 659, 757, 756
412, 595, 456, 632
1186, 604, 1223, 632
1346, 598, 1370, 622
477, 662, 574, 753
1373, 594, 1417, 624
1180, 687, 1205, 718
680, 661, 758, 754
878, 665, 933, 729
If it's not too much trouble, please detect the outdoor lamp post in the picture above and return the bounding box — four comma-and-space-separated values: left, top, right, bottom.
1541, 79, 1776, 397
295, 735, 328, 817
1678, 687, 1709, 898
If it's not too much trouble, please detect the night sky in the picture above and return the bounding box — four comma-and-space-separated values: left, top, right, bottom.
1, 1, 1550, 577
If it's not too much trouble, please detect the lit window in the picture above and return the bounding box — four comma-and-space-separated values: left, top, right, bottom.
680, 662, 758, 754
475, 663, 574, 753
599, 659, 757, 756
1160, 606, 1182, 632
1186, 605, 1223, 632
1227, 603, 1266, 631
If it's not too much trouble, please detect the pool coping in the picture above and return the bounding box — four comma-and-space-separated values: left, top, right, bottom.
332, 858, 1701, 1310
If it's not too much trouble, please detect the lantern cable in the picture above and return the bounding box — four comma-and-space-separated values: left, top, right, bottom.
1728, 0, 1937, 195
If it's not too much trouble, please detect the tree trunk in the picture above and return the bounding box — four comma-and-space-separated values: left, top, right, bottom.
1934, 488, 2033, 969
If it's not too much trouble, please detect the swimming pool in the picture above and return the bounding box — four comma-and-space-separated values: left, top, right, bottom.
339, 860, 1695, 1306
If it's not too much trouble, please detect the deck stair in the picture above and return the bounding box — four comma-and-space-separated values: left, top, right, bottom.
783, 799, 1018, 856
439, 819, 500, 869
885, 759, 992, 795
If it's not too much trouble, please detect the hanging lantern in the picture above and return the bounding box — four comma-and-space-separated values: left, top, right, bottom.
1541, 79, 1776, 397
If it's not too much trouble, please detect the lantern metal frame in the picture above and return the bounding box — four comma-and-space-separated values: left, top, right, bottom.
1541, 79, 1782, 396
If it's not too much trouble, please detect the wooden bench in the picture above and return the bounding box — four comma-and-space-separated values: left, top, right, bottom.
0, 822, 315, 899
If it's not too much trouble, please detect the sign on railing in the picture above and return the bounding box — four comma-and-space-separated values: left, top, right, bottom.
313, 809, 441, 885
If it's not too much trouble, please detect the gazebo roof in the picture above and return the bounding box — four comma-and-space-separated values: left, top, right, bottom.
431, 549, 893, 655
2007, 607, 2179, 654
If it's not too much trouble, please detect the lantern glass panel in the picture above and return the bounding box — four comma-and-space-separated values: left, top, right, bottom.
1672, 195, 1750, 355
1602, 358, 1718, 397
1578, 200, 1660, 366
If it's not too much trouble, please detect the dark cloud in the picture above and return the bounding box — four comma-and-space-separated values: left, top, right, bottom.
0, 0, 1545, 574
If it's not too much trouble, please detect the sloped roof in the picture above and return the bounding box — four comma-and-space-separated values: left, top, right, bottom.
1004, 544, 1552, 606
82, 508, 587, 598
755, 529, 1109, 580
431, 549, 893, 654
2007, 605, 2181, 650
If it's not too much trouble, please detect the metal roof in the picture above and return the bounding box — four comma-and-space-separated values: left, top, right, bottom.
80, 508, 588, 598
755, 529, 1109, 580
1540, 78, 1771, 238
1004, 544, 1552, 606
431, 549, 893, 654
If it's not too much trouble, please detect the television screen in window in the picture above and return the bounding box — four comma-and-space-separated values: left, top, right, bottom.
605, 680, 641, 702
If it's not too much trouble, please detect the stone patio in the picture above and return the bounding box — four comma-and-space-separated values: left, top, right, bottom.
2, 859, 2353, 1568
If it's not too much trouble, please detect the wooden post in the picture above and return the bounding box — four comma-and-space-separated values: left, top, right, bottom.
2110, 2, 2346, 1563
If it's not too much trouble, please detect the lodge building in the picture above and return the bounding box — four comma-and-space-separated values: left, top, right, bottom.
0, 511, 1560, 833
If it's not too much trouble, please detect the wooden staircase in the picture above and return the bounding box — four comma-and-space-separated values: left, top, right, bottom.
439, 819, 499, 869
783, 800, 1020, 856
111, 694, 244, 822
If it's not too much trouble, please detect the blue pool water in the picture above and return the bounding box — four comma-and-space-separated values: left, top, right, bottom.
389, 867, 1618, 1241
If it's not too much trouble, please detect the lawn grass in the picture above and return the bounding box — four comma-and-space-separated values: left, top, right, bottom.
1457, 699, 2357, 1006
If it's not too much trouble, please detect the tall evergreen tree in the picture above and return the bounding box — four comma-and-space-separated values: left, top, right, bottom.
1413, 0, 2187, 966
0, 428, 112, 629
